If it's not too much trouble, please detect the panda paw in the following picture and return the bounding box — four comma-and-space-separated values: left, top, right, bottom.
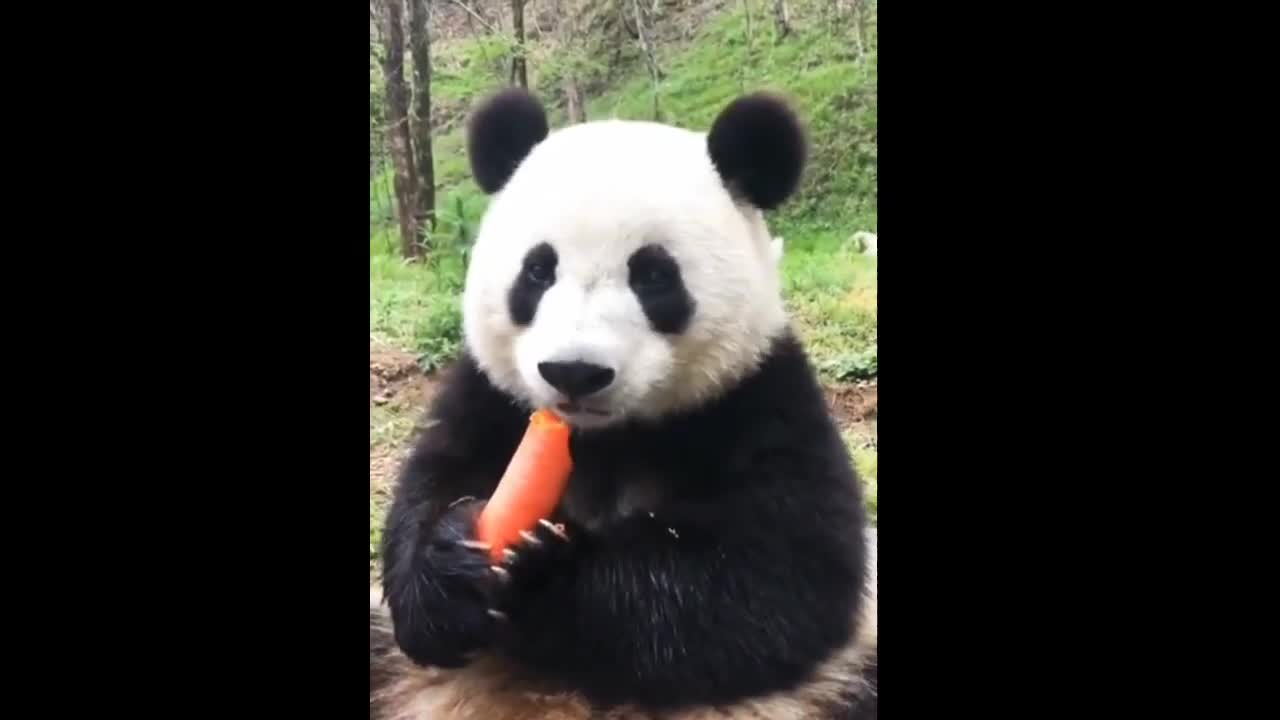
388, 499, 503, 668
490, 519, 576, 616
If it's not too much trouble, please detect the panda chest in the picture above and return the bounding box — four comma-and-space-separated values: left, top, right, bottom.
556, 452, 670, 533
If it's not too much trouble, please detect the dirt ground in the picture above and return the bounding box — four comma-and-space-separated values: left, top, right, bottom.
370, 342, 440, 495
369, 341, 877, 492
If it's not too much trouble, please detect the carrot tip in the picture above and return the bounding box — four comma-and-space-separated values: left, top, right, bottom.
530, 408, 570, 430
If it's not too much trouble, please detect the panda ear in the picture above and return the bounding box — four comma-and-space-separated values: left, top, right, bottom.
466, 89, 549, 194
706, 93, 807, 210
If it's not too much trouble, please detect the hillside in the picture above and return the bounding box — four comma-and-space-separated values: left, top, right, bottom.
369, 0, 877, 570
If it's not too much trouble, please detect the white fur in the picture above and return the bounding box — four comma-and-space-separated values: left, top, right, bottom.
462, 120, 789, 428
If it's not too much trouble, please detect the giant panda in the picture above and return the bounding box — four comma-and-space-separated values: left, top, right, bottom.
370, 88, 877, 720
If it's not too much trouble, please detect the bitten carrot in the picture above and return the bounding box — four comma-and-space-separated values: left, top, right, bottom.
475, 409, 573, 562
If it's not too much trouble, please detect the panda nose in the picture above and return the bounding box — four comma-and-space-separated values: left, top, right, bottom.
537, 361, 615, 398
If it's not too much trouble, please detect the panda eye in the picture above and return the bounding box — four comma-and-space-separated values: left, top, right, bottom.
628, 245, 683, 297
524, 261, 554, 286
634, 265, 674, 292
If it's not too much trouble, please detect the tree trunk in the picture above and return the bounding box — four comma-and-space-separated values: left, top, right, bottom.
410, 0, 436, 241
848, 0, 865, 57
853, 0, 868, 56
631, 0, 661, 119
380, 0, 421, 259
510, 0, 528, 88
555, 0, 586, 123
773, 0, 791, 39
462, 0, 476, 33
564, 78, 585, 123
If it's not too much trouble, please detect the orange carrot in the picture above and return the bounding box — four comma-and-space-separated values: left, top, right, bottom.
475, 409, 573, 562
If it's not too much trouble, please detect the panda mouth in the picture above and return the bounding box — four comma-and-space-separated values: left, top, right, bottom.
556, 401, 611, 417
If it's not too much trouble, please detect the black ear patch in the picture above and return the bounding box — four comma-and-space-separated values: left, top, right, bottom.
467, 89, 549, 194
706, 94, 807, 210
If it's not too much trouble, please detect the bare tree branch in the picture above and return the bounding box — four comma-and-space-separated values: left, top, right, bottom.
852, 0, 869, 57
511, 0, 528, 88
773, 0, 791, 39
448, 0, 498, 33
632, 0, 661, 118
554, 0, 586, 122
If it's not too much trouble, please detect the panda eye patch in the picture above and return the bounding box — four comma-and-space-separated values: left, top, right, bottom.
628, 244, 695, 334
524, 260, 554, 285
632, 264, 675, 293
521, 242, 558, 286
628, 246, 678, 294
507, 242, 558, 326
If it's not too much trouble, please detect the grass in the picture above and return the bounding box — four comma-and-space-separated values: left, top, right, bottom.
784, 234, 878, 381
370, 237, 468, 371
369, 2, 878, 559
585, 2, 878, 236
845, 430, 878, 526
371, 495, 386, 571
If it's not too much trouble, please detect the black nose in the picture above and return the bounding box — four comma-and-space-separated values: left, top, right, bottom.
537, 361, 615, 398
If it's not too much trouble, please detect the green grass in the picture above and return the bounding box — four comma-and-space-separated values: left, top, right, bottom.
783, 233, 878, 380
370, 495, 385, 572
585, 2, 877, 234
370, 236, 468, 372
845, 430, 878, 526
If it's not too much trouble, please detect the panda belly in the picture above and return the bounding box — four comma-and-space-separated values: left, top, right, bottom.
369, 530, 877, 720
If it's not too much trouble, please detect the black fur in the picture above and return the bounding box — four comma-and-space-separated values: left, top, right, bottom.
379, 357, 531, 668
380, 331, 868, 711
467, 89, 549, 194
628, 244, 696, 334
507, 242, 558, 326
706, 93, 807, 210
492, 517, 577, 617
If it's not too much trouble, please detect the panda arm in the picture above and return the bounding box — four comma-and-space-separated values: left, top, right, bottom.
501, 437, 866, 708
379, 354, 529, 667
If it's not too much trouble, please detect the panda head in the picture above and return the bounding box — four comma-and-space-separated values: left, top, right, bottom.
461, 89, 807, 430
